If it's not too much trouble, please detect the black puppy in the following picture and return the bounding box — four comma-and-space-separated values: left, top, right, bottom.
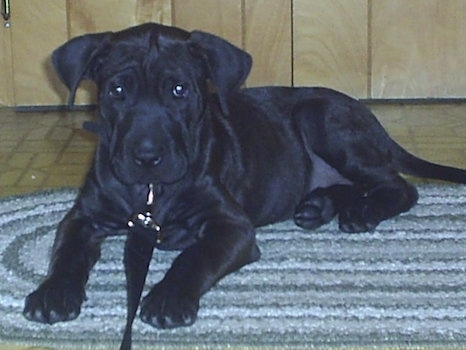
23, 23, 466, 349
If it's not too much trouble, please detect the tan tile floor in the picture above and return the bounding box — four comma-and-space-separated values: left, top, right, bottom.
1, 103, 466, 198
0, 109, 96, 197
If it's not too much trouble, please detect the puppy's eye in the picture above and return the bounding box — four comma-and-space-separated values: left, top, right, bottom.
172, 83, 189, 98
108, 84, 125, 100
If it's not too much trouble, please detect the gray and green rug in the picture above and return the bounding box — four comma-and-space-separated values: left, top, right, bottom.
0, 184, 465, 349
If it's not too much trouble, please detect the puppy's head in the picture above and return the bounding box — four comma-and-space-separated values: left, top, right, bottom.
52, 23, 252, 185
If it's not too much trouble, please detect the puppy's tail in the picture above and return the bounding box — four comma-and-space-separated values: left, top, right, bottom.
391, 143, 466, 184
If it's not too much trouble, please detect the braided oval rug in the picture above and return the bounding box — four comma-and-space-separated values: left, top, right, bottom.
0, 184, 465, 349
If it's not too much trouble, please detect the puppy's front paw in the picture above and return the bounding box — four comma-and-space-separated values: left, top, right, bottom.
23, 277, 85, 324
140, 282, 199, 329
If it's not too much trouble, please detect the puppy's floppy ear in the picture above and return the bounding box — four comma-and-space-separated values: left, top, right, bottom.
52, 32, 112, 106
189, 31, 252, 114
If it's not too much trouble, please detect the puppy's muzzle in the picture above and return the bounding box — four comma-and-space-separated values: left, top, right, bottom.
132, 139, 164, 168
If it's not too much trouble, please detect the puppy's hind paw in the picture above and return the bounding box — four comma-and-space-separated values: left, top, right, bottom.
338, 200, 381, 233
294, 191, 336, 230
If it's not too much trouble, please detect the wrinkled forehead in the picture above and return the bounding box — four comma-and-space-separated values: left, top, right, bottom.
96, 36, 195, 80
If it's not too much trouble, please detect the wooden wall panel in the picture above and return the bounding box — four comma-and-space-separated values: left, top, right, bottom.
10, 0, 68, 106
371, 0, 466, 98
0, 24, 14, 106
172, 0, 242, 47
134, 0, 172, 25
244, 0, 292, 86
68, 0, 171, 36
293, 0, 368, 98
2, 0, 466, 107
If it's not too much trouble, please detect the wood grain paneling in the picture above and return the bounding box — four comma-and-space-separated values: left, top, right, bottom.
172, 0, 242, 47
2, 0, 466, 107
0, 24, 14, 106
293, 0, 368, 98
244, 0, 292, 86
371, 0, 466, 98
68, 0, 171, 36
10, 0, 68, 106
135, 0, 172, 25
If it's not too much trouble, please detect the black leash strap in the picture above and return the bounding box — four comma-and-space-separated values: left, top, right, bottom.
120, 183, 161, 350
119, 231, 155, 350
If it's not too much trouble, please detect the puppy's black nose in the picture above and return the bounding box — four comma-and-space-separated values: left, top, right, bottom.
133, 140, 163, 167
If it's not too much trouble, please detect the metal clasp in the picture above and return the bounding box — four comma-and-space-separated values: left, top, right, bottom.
128, 183, 163, 244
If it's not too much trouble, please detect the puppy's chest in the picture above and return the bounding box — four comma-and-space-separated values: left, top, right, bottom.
124, 185, 190, 249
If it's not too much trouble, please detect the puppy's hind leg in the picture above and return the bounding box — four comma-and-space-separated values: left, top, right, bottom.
294, 180, 418, 233
292, 94, 419, 233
